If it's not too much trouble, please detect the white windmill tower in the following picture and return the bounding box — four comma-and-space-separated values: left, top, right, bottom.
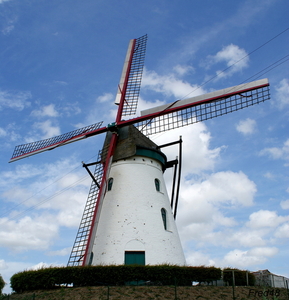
10, 35, 270, 267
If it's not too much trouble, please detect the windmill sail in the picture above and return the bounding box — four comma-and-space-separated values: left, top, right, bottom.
9, 121, 105, 163
67, 149, 105, 266
115, 34, 147, 117
134, 79, 270, 135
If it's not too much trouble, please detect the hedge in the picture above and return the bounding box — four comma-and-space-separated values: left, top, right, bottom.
0, 274, 5, 294
11, 265, 222, 292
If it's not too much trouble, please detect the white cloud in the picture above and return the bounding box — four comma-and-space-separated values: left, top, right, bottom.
2, 25, 14, 35
0, 127, 6, 137
1, 15, 17, 36
280, 199, 289, 210
30, 262, 51, 270
47, 247, 71, 256
63, 102, 81, 117
236, 118, 257, 135
223, 247, 278, 268
53, 80, 68, 86
207, 44, 249, 79
31, 104, 59, 117
180, 204, 289, 257
275, 78, 289, 109
0, 158, 90, 252
0, 90, 31, 111
263, 172, 275, 180
32, 120, 61, 139
185, 250, 215, 266
97, 92, 114, 103
0, 124, 18, 142
0, 0, 10, 4
246, 210, 289, 229
0, 164, 44, 187
231, 229, 267, 248
274, 223, 289, 238
177, 170, 257, 248
173, 64, 194, 77
0, 259, 7, 270
142, 68, 206, 99
183, 171, 256, 207
0, 215, 59, 251
260, 139, 289, 161
153, 123, 223, 175
136, 97, 166, 117
2, 158, 89, 203
28, 262, 64, 271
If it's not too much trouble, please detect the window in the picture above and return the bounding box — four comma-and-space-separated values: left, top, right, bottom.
107, 178, 113, 191
125, 251, 145, 265
154, 178, 160, 192
161, 208, 167, 230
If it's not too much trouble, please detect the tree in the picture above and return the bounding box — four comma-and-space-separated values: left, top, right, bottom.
0, 274, 5, 294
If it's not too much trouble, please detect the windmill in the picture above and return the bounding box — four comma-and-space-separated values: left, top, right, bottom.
10, 35, 270, 267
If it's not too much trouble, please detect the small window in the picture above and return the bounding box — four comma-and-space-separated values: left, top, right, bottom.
161, 208, 167, 230
155, 178, 160, 192
107, 178, 113, 191
88, 252, 94, 265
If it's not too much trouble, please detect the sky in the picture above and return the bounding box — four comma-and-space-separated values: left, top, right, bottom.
0, 0, 289, 294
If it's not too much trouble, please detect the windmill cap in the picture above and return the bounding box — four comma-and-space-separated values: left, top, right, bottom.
101, 125, 167, 170
135, 146, 167, 170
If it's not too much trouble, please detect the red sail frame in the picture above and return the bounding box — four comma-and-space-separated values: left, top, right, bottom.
81, 38, 137, 265
9, 79, 269, 163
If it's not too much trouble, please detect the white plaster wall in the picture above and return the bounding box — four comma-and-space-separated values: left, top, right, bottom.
91, 155, 186, 266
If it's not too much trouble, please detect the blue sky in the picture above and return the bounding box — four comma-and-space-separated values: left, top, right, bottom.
0, 0, 289, 293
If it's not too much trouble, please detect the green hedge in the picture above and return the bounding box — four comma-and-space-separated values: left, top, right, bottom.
11, 265, 222, 292
0, 274, 5, 294
223, 268, 255, 286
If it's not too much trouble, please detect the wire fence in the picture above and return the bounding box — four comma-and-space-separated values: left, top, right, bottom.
1, 283, 289, 300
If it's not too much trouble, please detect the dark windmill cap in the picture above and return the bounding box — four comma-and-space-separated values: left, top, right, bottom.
102, 125, 167, 170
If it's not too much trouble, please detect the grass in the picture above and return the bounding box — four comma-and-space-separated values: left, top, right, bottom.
2, 286, 288, 300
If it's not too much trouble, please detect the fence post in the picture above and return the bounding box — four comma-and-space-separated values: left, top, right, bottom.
107, 285, 110, 300
285, 279, 289, 299
246, 271, 249, 286
232, 270, 236, 300
174, 277, 177, 300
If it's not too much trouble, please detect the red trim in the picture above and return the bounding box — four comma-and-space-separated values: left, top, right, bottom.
116, 39, 136, 123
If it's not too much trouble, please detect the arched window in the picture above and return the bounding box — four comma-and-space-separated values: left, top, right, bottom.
107, 178, 113, 191
154, 178, 160, 192
161, 208, 167, 230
